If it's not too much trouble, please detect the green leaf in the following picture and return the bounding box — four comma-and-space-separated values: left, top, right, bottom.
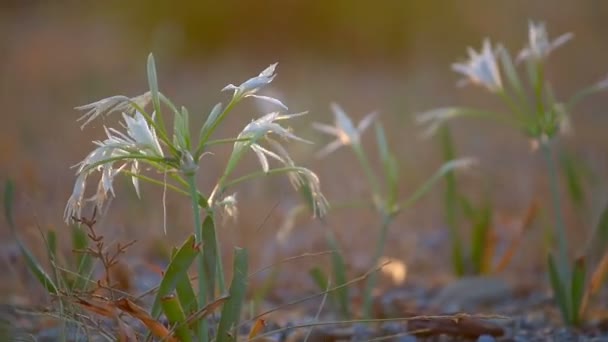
175, 269, 197, 316
44, 230, 61, 286
561, 152, 585, 208
326, 237, 349, 318
399, 157, 473, 212
589, 201, 608, 261
440, 126, 464, 276
309, 267, 338, 312
571, 257, 586, 326
202, 215, 218, 299
375, 122, 399, 210
548, 254, 571, 325
497, 47, 528, 107
217, 247, 248, 342
197, 102, 224, 154
470, 203, 493, 274
161, 295, 193, 342
173, 106, 192, 151
151, 235, 199, 318
3, 180, 15, 230
147, 53, 167, 135
18, 238, 58, 295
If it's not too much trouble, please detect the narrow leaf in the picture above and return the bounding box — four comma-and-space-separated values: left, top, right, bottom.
471, 203, 493, 274
309, 267, 338, 312
151, 235, 199, 318
497, 47, 528, 107
548, 254, 570, 325
198, 102, 224, 149
321, 233, 350, 319
589, 201, 608, 261
217, 248, 248, 342
571, 257, 586, 326
375, 122, 399, 209
440, 126, 464, 276
161, 295, 193, 342
202, 215, 218, 299
18, 239, 58, 295
175, 268, 197, 316
146, 53, 167, 135
45, 230, 60, 286
560, 152, 585, 208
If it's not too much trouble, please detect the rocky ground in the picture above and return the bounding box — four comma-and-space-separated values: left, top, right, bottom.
2, 256, 608, 342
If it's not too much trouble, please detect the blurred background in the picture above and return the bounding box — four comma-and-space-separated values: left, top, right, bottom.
2, 1, 608, 299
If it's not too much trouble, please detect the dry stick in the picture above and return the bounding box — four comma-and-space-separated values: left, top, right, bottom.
580, 248, 608, 316
493, 199, 539, 273
240, 260, 391, 332
366, 329, 431, 342
303, 279, 331, 342
248, 250, 335, 277
249, 314, 509, 342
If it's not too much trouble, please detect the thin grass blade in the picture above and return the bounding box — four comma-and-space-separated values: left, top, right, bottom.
571, 257, 586, 326
548, 253, 571, 325
18, 238, 59, 295
146, 53, 167, 135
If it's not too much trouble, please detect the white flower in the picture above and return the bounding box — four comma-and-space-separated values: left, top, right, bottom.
452, 39, 503, 93
222, 63, 288, 110
266, 138, 329, 218
64, 173, 87, 223
312, 103, 377, 158
75, 92, 152, 129
217, 193, 239, 222
238, 111, 311, 172
516, 21, 573, 64
65, 110, 165, 223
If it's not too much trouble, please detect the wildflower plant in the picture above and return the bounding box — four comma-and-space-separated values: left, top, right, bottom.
417, 21, 608, 326
63, 54, 327, 340
310, 103, 474, 319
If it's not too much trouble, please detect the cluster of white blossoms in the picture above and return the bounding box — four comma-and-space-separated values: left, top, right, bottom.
65, 62, 330, 224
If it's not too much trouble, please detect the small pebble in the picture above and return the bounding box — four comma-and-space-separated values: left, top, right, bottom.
477, 334, 496, 342
396, 335, 417, 342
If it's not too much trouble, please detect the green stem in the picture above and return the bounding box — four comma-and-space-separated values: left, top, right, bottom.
361, 213, 394, 318
352, 145, 381, 208
541, 141, 569, 277
213, 210, 226, 293
196, 97, 239, 157
222, 166, 311, 190
206, 137, 252, 147
186, 173, 209, 341
534, 63, 546, 121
